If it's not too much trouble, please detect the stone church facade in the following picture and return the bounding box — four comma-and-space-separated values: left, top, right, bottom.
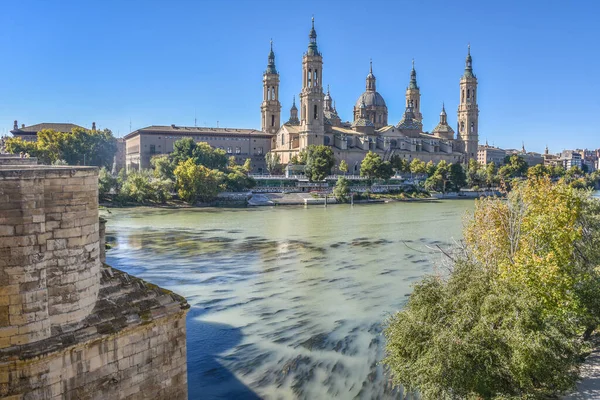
267, 18, 480, 173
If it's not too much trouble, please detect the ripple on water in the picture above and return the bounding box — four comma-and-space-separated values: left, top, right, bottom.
103, 201, 470, 399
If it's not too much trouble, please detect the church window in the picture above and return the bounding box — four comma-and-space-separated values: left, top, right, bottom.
467, 89, 470, 99
314, 70, 318, 86
462, 90, 465, 102
470, 122, 474, 133
308, 69, 312, 87
281, 135, 284, 145
271, 115, 275, 127
314, 105, 318, 120
461, 122, 465, 132
473, 89, 476, 102
415, 100, 418, 109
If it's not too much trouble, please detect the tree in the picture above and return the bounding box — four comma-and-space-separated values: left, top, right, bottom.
224, 165, 256, 192
4, 137, 43, 161
360, 151, 383, 182
333, 177, 350, 203
384, 178, 600, 399
485, 161, 498, 187
265, 152, 282, 175
171, 138, 228, 170
424, 160, 450, 192
304, 145, 335, 182
527, 163, 549, 179
339, 159, 349, 174
151, 154, 175, 180
425, 160, 437, 177
409, 158, 427, 174
118, 170, 154, 204
499, 154, 528, 179
448, 163, 467, 191
98, 167, 116, 200
174, 158, 225, 203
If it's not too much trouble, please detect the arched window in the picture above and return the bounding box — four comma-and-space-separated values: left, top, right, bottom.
271, 115, 275, 127
415, 100, 418, 109
473, 89, 476, 102
461, 121, 465, 132
470, 122, 474, 133
467, 89, 470, 99
308, 69, 312, 87
313, 104, 318, 120
281, 134, 284, 145
462, 90, 465, 102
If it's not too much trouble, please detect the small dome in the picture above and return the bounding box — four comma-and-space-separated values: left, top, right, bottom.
352, 118, 374, 128
355, 91, 386, 108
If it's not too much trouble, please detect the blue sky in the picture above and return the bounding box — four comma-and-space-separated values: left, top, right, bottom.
1, 0, 598, 153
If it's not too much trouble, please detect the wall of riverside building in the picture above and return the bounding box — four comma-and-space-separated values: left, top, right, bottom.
0, 166, 188, 399
0, 310, 188, 400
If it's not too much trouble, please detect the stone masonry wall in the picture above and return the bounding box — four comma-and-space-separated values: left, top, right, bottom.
0, 165, 189, 399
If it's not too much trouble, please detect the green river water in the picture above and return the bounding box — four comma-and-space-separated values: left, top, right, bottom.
101, 200, 473, 399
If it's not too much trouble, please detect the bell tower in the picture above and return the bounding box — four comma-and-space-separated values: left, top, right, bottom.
405, 59, 422, 122
456, 45, 479, 161
300, 17, 325, 147
261, 40, 281, 134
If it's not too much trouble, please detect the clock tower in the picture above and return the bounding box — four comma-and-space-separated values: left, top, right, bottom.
299, 17, 325, 147
456, 45, 479, 162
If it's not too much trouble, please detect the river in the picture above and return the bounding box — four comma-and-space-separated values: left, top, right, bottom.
101, 201, 473, 399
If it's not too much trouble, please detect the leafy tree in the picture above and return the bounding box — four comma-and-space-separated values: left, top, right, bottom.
98, 167, 117, 199
338, 159, 349, 174
118, 170, 154, 204
171, 138, 228, 170
550, 164, 566, 178
265, 152, 282, 175
424, 160, 450, 192
485, 161, 498, 187
224, 165, 256, 192
385, 178, 600, 399
242, 158, 252, 173
425, 160, 436, 177
527, 163, 549, 179
448, 163, 467, 191
360, 151, 383, 182
333, 176, 350, 203
390, 155, 410, 173
409, 158, 427, 174
499, 154, 528, 179
4, 137, 46, 162
466, 159, 485, 187
304, 145, 335, 182
174, 158, 224, 203
151, 154, 175, 180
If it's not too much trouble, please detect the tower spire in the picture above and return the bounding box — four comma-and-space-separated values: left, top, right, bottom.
463, 43, 474, 78
266, 39, 277, 74
408, 59, 418, 90
307, 16, 319, 55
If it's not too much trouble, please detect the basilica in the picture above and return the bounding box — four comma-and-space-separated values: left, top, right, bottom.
264, 18, 480, 173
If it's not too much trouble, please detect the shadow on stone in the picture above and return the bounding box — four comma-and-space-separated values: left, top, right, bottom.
186, 308, 260, 400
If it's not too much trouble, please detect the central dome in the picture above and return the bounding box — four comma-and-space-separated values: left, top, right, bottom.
355, 91, 386, 108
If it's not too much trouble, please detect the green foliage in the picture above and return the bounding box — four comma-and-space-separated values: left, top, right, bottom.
304, 145, 335, 182
224, 165, 256, 192
151, 154, 175, 180
5, 128, 117, 167
425, 160, 436, 177
174, 158, 225, 203
409, 158, 427, 174
448, 162, 467, 190
265, 152, 282, 175
338, 159, 349, 174
117, 169, 172, 204
171, 138, 228, 170
333, 177, 350, 203
98, 167, 117, 199
390, 155, 410, 173
4, 137, 46, 162
423, 161, 464, 192
385, 178, 600, 399
360, 151, 394, 182
499, 154, 528, 179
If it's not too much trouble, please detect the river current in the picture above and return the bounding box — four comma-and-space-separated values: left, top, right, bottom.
101, 201, 473, 399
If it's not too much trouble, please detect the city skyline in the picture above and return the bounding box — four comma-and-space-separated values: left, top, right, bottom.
1, 0, 599, 154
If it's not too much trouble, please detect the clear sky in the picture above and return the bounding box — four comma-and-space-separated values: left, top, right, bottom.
1, 0, 598, 153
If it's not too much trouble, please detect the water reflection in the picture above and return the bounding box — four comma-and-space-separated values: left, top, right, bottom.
103, 202, 471, 399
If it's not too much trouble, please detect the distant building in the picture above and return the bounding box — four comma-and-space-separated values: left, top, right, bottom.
114, 138, 126, 173
559, 150, 583, 170
123, 125, 273, 173
477, 143, 506, 165
505, 145, 544, 167
10, 121, 90, 141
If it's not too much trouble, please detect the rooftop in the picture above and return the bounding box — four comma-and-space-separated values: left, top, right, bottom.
11, 123, 85, 135
124, 125, 271, 140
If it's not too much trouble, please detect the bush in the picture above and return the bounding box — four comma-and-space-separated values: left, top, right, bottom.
384, 178, 600, 399
98, 167, 117, 199
333, 177, 350, 203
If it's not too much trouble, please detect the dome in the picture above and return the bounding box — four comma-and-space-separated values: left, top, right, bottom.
355, 91, 386, 108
